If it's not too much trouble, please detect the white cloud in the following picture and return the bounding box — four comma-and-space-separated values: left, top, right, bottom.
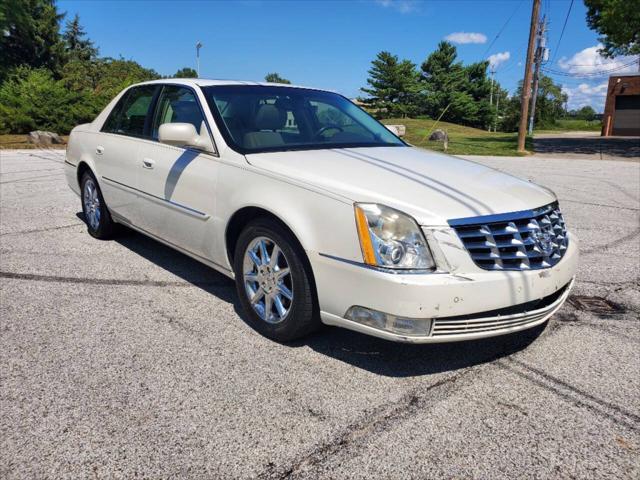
444, 32, 487, 44
488, 51, 510, 68
558, 44, 637, 75
561, 82, 609, 112
375, 0, 417, 13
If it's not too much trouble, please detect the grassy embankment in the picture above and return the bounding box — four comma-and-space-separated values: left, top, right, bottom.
382, 118, 532, 156
533, 118, 602, 134
0, 118, 599, 153
0, 134, 69, 149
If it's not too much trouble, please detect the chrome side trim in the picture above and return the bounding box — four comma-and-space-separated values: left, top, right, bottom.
101, 176, 210, 219
110, 211, 234, 279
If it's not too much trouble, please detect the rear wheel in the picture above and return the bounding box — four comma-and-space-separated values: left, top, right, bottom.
234, 218, 319, 342
80, 171, 116, 239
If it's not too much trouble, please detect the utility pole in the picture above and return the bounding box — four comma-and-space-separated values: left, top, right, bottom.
517, 0, 541, 153
528, 15, 547, 135
494, 94, 500, 132
489, 68, 495, 132
196, 41, 203, 77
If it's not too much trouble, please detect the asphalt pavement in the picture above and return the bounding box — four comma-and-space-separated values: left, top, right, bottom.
1, 149, 639, 479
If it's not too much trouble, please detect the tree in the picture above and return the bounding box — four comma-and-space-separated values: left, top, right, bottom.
360, 51, 420, 118
63, 13, 98, 61
500, 75, 567, 131
264, 72, 291, 84
0, 0, 67, 81
584, 0, 640, 57
174, 67, 198, 78
57, 57, 160, 129
420, 41, 494, 128
575, 105, 597, 121
0, 66, 93, 133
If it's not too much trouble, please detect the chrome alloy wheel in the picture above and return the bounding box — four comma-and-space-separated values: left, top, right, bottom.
83, 178, 101, 230
242, 236, 293, 324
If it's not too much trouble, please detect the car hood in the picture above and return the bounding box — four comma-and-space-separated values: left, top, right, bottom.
245, 146, 555, 225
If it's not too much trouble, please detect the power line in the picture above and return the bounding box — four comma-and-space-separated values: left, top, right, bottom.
542, 60, 638, 77
550, 0, 574, 65
482, 0, 525, 58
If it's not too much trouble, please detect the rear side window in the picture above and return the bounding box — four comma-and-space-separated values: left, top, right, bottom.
102, 85, 157, 138
151, 85, 206, 139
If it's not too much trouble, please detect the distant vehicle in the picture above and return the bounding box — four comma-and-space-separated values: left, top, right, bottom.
65, 79, 578, 343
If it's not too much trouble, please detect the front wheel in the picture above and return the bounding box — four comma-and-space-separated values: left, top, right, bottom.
80, 171, 117, 239
234, 218, 320, 342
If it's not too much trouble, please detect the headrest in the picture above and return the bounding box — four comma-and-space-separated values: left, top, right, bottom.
171, 101, 202, 129
254, 104, 286, 131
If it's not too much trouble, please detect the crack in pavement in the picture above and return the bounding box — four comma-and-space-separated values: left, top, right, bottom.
0, 223, 84, 237
581, 322, 640, 343
0, 271, 230, 288
258, 371, 468, 479
559, 198, 640, 212
0, 167, 62, 175
0, 172, 65, 184
26, 152, 66, 164
259, 316, 637, 478
578, 278, 640, 288
498, 358, 640, 432
581, 227, 640, 256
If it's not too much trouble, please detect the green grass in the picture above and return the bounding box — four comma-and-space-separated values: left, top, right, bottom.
0, 134, 68, 149
382, 118, 531, 156
534, 118, 602, 134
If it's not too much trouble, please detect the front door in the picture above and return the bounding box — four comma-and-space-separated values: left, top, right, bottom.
134, 85, 219, 260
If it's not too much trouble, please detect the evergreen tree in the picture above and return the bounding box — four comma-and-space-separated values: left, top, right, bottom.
63, 13, 98, 61
0, 0, 66, 81
360, 51, 420, 118
264, 73, 291, 84
174, 67, 198, 78
420, 41, 494, 128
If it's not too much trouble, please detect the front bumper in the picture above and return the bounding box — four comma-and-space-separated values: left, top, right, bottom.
310, 232, 578, 343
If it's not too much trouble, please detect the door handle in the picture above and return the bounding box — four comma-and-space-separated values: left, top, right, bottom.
96, 146, 104, 155
142, 158, 155, 169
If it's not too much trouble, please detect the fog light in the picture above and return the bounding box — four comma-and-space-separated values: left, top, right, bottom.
345, 306, 432, 336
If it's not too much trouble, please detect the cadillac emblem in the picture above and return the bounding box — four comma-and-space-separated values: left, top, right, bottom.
532, 228, 554, 256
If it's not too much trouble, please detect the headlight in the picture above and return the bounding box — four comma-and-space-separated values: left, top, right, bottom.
354, 203, 435, 270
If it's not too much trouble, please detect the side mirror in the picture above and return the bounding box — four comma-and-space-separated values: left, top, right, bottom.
158, 122, 215, 153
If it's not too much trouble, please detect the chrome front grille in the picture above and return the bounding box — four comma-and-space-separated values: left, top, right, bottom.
449, 203, 568, 271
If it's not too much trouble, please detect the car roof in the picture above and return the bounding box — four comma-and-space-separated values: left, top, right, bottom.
135, 78, 327, 92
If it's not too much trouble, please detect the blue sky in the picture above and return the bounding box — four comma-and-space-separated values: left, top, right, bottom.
58, 0, 639, 112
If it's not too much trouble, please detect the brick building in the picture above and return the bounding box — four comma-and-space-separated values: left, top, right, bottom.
601, 74, 640, 136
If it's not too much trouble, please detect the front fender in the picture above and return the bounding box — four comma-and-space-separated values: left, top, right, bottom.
214, 161, 363, 271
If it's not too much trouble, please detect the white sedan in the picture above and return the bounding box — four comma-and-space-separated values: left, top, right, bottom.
65, 79, 578, 343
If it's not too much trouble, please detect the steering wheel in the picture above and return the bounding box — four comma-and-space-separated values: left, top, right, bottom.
313, 124, 344, 139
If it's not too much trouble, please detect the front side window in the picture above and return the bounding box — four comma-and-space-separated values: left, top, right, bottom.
102, 85, 157, 138
151, 85, 206, 139
202, 85, 405, 154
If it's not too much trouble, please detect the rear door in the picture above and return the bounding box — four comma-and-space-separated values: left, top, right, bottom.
134, 84, 220, 259
98, 84, 159, 223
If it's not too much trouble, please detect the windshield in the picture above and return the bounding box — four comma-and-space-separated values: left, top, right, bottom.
201, 85, 405, 154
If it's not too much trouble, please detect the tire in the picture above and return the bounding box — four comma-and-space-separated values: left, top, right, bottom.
233, 217, 320, 342
80, 171, 117, 239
